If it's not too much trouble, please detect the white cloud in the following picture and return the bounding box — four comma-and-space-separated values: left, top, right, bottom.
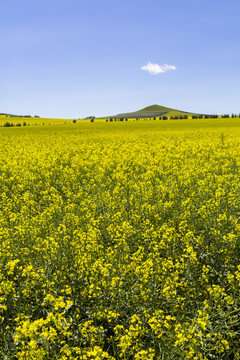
141, 62, 177, 75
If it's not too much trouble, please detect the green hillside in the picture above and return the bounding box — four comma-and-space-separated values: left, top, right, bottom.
110, 104, 200, 119
139, 104, 176, 112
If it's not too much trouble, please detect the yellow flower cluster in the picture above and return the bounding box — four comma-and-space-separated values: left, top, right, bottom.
0, 119, 240, 358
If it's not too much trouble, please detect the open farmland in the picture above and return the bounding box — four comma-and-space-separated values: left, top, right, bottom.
1, 118, 240, 359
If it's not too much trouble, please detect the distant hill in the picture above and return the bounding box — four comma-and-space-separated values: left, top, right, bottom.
110, 104, 200, 119
139, 104, 178, 112
0, 113, 34, 118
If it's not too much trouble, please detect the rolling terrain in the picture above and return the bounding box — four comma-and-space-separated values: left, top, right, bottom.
110, 104, 200, 119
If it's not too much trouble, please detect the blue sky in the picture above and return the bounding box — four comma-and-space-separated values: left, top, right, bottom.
1, 0, 240, 118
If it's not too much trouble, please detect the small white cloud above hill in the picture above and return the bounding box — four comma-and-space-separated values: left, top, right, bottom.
141, 62, 177, 74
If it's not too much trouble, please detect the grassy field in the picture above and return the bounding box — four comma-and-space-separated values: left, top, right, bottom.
1, 117, 240, 359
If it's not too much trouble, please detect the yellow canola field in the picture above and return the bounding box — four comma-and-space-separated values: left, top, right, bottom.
1, 119, 240, 359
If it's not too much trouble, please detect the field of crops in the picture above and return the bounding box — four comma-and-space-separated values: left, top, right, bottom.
1, 118, 240, 359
